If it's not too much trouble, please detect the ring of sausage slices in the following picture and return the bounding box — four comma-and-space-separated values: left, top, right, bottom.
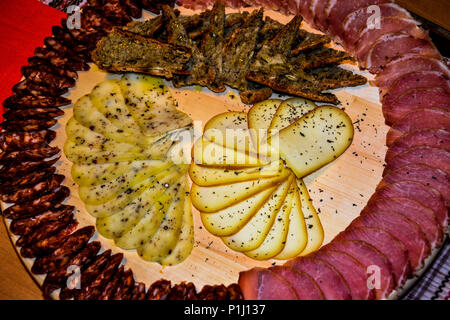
0, 0, 448, 300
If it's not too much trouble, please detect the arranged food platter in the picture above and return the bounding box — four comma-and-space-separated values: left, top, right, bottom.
1, 0, 448, 300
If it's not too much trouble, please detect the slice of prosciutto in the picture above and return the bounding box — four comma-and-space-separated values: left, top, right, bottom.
285, 256, 352, 300
324, 240, 395, 299
298, 0, 315, 24
312, 249, 375, 300
383, 87, 450, 125
365, 32, 441, 73
335, 226, 410, 287
380, 71, 450, 106
379, 163, 450, 207
269, 266, 325, 300
354, 17, 428, 65
351, 211, 430, 271
324, 0, 392, 41
374, 54, 450, 90
386, 129, 450, 162
342, 3, 411, 51
386, 107, 450, 146
309, 0, 329, 32
375, 180, 448, 229
384, 146, 450, 176
364, 196, 443, 249
238, 267, 299, 300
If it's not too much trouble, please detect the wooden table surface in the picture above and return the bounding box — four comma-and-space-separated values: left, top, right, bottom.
0, 220, 42, 300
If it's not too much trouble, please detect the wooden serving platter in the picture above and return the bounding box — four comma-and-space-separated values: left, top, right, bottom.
1, 7, 441, 299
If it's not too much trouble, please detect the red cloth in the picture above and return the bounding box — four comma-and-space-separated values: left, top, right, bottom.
0, 0, 66, 121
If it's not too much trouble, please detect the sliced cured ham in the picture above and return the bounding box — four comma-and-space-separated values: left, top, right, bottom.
386, 108, 450, 146
351, 211, 430, 271
386, 129, 450, 162
354, 17, 428, 65
238, 267, 299, 300
365, 32, 441, 73
380, 71, 450, 106
379, 164, 450, 207
342, 3, 411, 51
298, 0, 315, 24
375, 181, 448, 229
335, 226, 410, 287
374, 54, 450, 90
364, 196, 442, 249
324, 0, 392, 41
269, 266, 325, 300
382, 87, 450, 125
309, 0, 329, 32
324, 240, 395, 299
312, 249, 375, 300
285, 256, 352, 300
384, 146, 450, 176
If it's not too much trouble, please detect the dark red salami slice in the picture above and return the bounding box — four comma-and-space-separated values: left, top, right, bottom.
2, 118, 58, 132
145, 279, 172, 300
78, 253, 124, 300
20, 221, 78, 258
167, 282, 198, 300
374, 54, 450, 90
42, 241, 101, 299
335, 227, 410, 287
34, 46, 89, 72
130, 282, 147, 300
386, 129, 450, 162
312, 249, 375, 300
364, 196, 442, 249
238, 267, 299, 300
3, 94, 71, 110
0, 146, 60, 164
27, 56, 78, 80
3, 186, 70, 219
15, 209, 74, 248
9, 205, 74, 236
351, 211, 430, 271
342, 3, 410, 52
0, 167, 56, 194
381, 71, 450, 106
384, 146, 450, 176
0, 157, 59, 182
355, 17, 428, 65
12, 79, 68, 97
99, 265, 124, 300
379, 164, 450, 207
112, 268, 136, 300
324, 240, 395, 299
0, 130, 55, 151
365, 32, 440, 73
324, 0, 391, 40
383, 88, 450, 125
62, 249, 112, 300
386, 108, 450, 146
286, 256, 352, 300
269, 265, 325, 300
3, 107, 64, 121
31, 226, 95, 274
375, 181, 447, 229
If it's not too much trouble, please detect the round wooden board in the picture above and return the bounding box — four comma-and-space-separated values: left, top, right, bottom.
1, 7, 442, 299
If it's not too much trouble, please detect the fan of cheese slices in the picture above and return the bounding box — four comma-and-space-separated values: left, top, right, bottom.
190, 98, 354, 260
64, 73, 194, 266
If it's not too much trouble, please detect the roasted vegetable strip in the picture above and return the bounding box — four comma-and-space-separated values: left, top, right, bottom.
92, 28, 192, 78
